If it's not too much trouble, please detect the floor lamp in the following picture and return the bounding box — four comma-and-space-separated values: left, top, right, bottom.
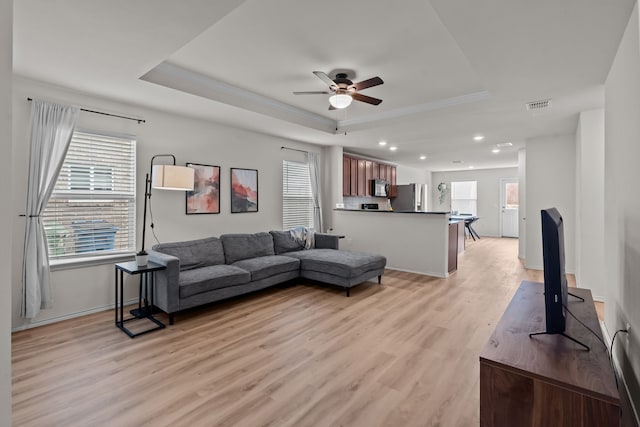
136, 154, 194, 266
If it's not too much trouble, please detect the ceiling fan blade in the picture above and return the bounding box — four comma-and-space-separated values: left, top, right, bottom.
293, 91, 331, 95
313, 71, 337, 88
353, 76, 384, 91
352, 92, 383, 105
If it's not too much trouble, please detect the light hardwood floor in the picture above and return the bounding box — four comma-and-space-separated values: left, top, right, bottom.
12, 237, 562, 427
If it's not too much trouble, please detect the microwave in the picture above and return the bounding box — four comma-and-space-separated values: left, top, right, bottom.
371, 179, 389, 197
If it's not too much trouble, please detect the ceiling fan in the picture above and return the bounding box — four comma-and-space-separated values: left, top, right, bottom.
294, 71, 384, 110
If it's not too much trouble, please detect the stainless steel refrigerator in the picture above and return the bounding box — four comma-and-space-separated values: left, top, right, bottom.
391, 183, 428, 211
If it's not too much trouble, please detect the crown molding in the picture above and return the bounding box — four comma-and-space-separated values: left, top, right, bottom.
140, 62, 337, 133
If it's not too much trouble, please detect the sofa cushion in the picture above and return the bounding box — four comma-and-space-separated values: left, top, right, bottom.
178, 265, 251, 298
286, 249, 386, 279
153, 237, 225, 271
232, 255, 300, 281
269, 230, 306, 255
221, 232, 275, 264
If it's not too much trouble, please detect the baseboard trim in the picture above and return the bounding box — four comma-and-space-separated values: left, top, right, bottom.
601, 321, 640, 426
385, 266, 447, 278
11, 297, 138, 332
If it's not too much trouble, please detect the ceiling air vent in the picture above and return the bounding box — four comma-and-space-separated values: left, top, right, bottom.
526, 99, 552, 111
452, 160, 464, 164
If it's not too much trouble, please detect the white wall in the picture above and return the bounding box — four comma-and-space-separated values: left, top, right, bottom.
396, 164, 431, 186
604, 2, 640, 414
432, 167, 518, 237
322, 145, 343, 232
11, 77, 322, 330
575, 109, 605, 299
518, 149, 526, 259
524, 134, 576, 272
0, 0, 12, 423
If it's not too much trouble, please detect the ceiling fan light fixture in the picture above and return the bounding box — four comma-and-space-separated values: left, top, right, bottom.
329, 93, 353, 109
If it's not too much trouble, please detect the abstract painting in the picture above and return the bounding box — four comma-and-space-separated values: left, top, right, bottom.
231, 168, 258, 213
186, 163, 220, 214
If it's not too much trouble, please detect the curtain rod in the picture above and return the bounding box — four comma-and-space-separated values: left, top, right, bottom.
281, 146, 308, 154
27, 98, 146, 124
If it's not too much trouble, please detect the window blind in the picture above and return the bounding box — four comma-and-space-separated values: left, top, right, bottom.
43, 131, 136, 258
282, 160, 314, 230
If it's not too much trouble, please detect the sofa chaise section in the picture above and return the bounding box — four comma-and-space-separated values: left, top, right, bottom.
269, 231, 386, 297
285, 249, 385, 296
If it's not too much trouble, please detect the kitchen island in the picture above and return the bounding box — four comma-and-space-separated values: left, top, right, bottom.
332, 209, 453, 277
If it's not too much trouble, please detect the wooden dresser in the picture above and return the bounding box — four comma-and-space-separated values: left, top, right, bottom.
479, 281, 620, 427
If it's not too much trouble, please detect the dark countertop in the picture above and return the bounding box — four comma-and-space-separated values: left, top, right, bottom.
334, 208, 449, 215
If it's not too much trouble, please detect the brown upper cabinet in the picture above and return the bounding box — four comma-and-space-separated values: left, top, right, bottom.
379, 164, 388, 182
365, 161, 374, 196
389, 166, 397, 197
355, 159, 366, 196
343, 154, 396, 197
342, 156, 350, 196
349, 158, 357, 196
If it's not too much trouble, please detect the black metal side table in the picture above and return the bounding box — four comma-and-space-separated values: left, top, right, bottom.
115, 261, 166, 338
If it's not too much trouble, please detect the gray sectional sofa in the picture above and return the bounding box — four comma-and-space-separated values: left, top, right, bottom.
148, 230, 386, 324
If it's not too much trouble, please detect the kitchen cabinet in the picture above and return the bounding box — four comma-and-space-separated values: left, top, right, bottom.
343, 156, 351, 196
365, 161, 374, 196
357, 159, 366, 196
448, 222, 459, 272
380, 163, 391, 181
342, 154, 396, 198
342, 156, 360, 196
350, 158, 357, 196
389, 166, 397, 197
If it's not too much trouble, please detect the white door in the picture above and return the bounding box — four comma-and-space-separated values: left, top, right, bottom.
501, 178, 519, 238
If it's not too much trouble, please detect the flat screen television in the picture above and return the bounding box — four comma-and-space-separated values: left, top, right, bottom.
540, 207, 568, 333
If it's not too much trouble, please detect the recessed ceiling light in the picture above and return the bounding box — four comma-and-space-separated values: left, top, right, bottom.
468, 166, 474, 169
378, 141, 387, 146
492, 148, 500, 153
496, 142, 513, 147
473, 135, 484, 141
419, 155, 427, 160
389, 146, 398, 151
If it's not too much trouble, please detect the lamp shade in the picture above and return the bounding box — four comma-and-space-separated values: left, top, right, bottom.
151, 164, 194, 191
329, 93, 353, 109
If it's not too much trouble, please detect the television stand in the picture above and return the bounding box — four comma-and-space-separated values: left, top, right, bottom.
480, 281, 619, 427
528, 330, 590, 351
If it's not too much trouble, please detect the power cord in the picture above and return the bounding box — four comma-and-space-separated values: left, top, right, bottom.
563, 304, 607, 349
610, 329, 629, 358
564, 303, 630, 391
608, 328, 629, 390
147, 194, 161, 246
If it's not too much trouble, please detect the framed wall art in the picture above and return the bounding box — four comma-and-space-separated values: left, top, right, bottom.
185, 163, 220, 214
230, 168, 258, 213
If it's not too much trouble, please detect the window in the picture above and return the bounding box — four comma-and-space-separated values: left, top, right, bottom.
451, 180, 477, 216
282, 160, 314, 230
43, 131, 136, 259
504, 182, 519, 209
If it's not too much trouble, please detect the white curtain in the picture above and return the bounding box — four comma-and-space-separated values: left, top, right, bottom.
307, 152, 323, 233
22, 100, 79, 318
